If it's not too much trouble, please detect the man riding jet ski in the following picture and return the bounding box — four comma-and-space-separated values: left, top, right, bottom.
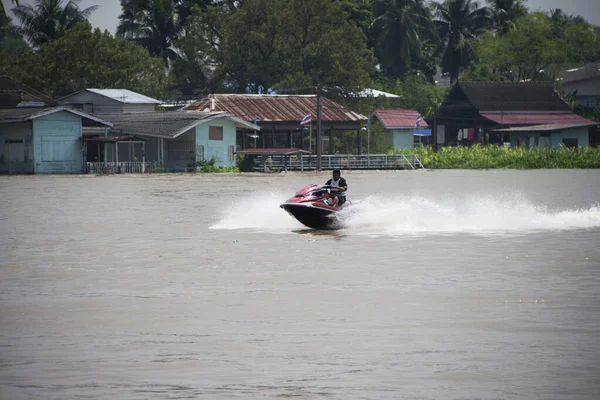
280, 170, 349, 230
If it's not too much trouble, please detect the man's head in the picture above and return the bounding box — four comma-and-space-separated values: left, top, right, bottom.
332, 169, 341, 180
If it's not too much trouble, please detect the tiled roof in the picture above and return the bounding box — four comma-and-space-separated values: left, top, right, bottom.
480, 112, 594, 126
86, 89, 161, 104
446, 82, 571, 112
0, 106, 111, 126
185, 94, 366, 123
96, 111, 259, 138
374, 109, 428, 129
0, 76, 58, 107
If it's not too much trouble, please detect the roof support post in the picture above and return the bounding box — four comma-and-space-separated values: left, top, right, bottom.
316, 93, 322, 171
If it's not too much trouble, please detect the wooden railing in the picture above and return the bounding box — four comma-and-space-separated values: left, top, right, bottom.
254, 154, 423, 171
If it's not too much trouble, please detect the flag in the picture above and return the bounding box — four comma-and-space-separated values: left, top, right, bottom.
415, 113, 422, 128
300, 114, 311, 125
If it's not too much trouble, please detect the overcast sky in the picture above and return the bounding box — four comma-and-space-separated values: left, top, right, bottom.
4, 0, 600, 35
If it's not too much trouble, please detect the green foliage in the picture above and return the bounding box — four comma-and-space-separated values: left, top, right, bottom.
237, 154, 257, 172
11, 0, 98, 47
432, 0, 495, 83
371, 0, 435, 79
392, 144, 600, 169
2, 21, 166, 98
196, 155, 238, 172
465, 12, 600, 82
117, 0, 183, 64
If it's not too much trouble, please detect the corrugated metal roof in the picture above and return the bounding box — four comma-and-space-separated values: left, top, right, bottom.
185, 94, 366, 123
374, 109, 428, 129
95, 111, 259, 139
0, 76, 58, 107
87, 89, 161, 104
481, 112, 594, 126
444, 82, 572, 112
0, 106, 112, 126
491, 123, 598, 132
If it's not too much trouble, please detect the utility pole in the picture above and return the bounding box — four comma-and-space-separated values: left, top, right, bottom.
316, 92, 322, 171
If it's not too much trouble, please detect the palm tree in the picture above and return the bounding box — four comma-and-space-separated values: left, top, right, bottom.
12, 0, 98, 47
117, 0, 184, 65
487, 0, 527, 34
432, 0, 494, 83
371, 0, 434, 78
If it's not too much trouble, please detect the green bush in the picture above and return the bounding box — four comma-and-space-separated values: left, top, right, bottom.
237, 154, 257, 172
391, 144, 600, 169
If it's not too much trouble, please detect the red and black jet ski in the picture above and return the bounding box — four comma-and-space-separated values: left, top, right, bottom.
280, 184, 347, 230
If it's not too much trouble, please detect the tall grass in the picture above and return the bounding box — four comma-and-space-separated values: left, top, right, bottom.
392, 145, 600, 169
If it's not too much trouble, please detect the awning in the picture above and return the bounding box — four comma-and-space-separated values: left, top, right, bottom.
480, 112, 594, 126
81, 135, 146, 143
236, 148, 311, 156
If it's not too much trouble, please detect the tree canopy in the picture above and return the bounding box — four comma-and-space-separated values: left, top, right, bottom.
3, 0, 600, 106
2, 21, 166, 98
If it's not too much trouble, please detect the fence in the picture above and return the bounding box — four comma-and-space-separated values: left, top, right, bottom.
86, 162, 156, 174
254, 154, 423, 171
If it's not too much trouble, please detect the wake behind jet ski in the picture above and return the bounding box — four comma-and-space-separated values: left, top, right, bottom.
279, 184, 348, 230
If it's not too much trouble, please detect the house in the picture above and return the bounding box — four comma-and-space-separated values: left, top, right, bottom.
435, 82, 598, 148
373, 109, 429, 149
558, 63, 600, 108
0, 77, 112, 174
87, 111, 259, 171
59, 89, 161, 114
184, 94, 366, 154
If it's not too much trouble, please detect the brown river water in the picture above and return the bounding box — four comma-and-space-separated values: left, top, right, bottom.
1, 170, 600, 399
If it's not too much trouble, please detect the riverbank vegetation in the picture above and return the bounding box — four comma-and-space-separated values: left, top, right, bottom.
393, 145, 600, 169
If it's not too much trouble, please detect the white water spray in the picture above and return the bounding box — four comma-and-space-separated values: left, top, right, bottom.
210, 191, 600, 235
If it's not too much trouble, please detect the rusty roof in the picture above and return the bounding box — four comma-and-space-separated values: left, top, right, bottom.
374, 109, 429, 129
185, 94, 366, 124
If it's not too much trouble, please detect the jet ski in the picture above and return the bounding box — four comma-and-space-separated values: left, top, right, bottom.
280, 184, 348, 230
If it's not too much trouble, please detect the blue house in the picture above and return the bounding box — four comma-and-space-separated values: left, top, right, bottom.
91, 111, 259, 171
0, 77, 112, 174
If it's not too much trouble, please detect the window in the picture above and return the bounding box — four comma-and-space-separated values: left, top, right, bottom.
167, 140, 195, 160
209, 126, 223, 141
562, 138, 578, 148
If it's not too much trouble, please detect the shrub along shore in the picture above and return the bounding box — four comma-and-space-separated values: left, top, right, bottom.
392, 145, 600, 169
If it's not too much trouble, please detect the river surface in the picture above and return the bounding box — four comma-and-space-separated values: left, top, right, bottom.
1, 170, 600, 400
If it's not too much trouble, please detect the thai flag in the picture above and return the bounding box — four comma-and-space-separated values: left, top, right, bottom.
300, 114, 311, 125
415, 113, 422, 128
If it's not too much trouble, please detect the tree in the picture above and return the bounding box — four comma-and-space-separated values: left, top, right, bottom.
464, 12, 600, 82
487, 0, 527, 34
370, 0, 435, 79
12, 0, 98, 47
276, 0, 375, 94
176, 0, 375, 94
117, 0, 184, 65
432, 0, 494, 83
171, 4, 231, 95
3, 21, 166, 98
